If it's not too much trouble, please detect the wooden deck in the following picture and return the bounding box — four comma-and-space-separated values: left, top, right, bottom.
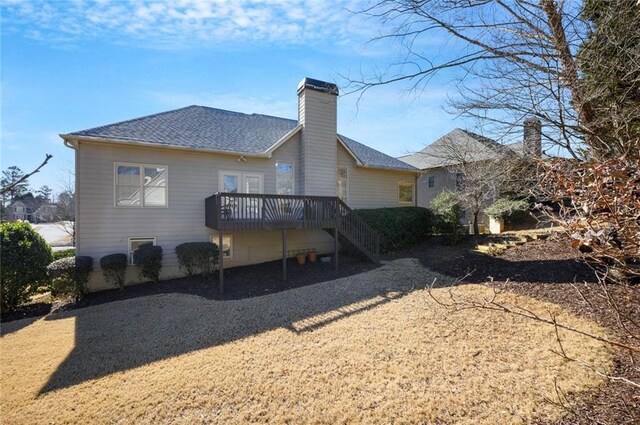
205, 192, 380, 293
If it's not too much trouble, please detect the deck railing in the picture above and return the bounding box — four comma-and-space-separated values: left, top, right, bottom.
205, 192, 380, 263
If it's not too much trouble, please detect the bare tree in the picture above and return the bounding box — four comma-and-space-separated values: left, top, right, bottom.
0, 154, 52, 198
423, 131, 532, 234
347, 1, 638, 159
54, 169, 75, 246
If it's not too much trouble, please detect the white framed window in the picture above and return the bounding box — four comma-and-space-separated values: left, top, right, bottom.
211, 234, 233, 259
398, 182, 415, 204
218, 171, 264, 194
337, 167, 348, 202
128, 237, 156, 265
276, 162, 295, 195
428, 175, 435, 188
115, 163, 168, 207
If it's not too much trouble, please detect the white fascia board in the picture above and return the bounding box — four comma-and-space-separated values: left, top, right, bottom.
264, 124, 302, 157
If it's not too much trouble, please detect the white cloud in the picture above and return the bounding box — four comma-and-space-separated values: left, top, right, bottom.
1, 0, 376, 50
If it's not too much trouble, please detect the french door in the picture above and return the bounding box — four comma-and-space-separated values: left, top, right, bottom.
218, 171, 264, 219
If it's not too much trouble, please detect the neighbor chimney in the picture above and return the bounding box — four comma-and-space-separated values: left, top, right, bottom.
523, 118, 542, 158
297, 77, 339, 196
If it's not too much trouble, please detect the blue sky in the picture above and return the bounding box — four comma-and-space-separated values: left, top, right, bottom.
1, 0, 465, 195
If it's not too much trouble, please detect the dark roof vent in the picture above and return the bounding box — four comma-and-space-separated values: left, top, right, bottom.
297, 77, 339, 96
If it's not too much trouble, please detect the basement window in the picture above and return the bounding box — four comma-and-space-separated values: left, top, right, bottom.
128, 237, 156, 265
211, 234, 233, 259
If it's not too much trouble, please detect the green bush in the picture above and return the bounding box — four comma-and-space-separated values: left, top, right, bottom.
100, 253, 128, 289
175, 242, 219, 277
133, 245, 163, 283
1, 221, 52, 311
485, 197, 530, 219
354, 207, 435, 252
48, 256, 93, 300
430, 190, 467, 244
52, 249, 76, 261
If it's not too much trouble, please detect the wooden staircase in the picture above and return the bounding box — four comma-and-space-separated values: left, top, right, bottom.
334, 199, 380, 264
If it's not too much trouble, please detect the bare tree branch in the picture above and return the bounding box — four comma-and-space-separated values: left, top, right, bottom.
0, 154, 52, 196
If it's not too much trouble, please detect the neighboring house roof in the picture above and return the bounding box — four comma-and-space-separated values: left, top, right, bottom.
63, 105, 417, 172
398, 128, 527, 170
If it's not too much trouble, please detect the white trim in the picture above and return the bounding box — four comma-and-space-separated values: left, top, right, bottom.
336, 136, 364, 166
275, 161, 295, 195
114, 162, 168, 208
265, 124, 302, 156
218, 170, 264, 194
218, 170, 242, 193
242, 173, 264, 194
211, 234, 233, 259
398, 181, 415, 204
128, 237, 157, 265
337, 166, 349, 203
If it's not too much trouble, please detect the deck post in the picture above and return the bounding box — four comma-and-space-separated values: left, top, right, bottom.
282, 228, 287, 282
334, 226, 339, 271
218, 228, 224, 295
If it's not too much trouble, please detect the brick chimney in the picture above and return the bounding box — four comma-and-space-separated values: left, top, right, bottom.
523, 118, 542, 158
297, 78, 338, 196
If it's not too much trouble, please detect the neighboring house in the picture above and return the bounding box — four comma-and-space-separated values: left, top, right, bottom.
398, 120, 542, 230
34, 203, 58, 223
61, 77, 419, 292
7, 201, 34, 222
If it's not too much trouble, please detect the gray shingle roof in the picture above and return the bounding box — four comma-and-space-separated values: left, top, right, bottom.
68, 105, 298, 154
67, 105, 417, 172
338, 135, 417, 171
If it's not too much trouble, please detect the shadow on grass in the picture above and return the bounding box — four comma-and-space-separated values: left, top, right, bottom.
37, 237, 595, 395
39, 255, 419, 395
1, 314, 45, 336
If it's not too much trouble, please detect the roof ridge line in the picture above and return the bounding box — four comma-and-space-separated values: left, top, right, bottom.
69, 105, 198, 135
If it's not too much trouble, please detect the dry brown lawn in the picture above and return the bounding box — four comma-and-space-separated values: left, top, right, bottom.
0, 260, 613, 424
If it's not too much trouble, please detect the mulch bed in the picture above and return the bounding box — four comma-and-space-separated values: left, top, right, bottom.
2, 235, 637, 424
1, 253, 377, 322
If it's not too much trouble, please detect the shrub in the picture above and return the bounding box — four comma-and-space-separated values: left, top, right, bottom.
485, 197, 530, 220
354, 207, 434, 252
52, 249, 76, 261
48, 256, 93, 300
100, 253, 128, 289
133, 245, 163, 283
540, 157, 640, 284
0, 221, 52, 311
430, 190, 467, 243
175, 242, 219, 277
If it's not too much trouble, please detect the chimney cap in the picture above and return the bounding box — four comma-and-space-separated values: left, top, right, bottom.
297, 77, 339, 96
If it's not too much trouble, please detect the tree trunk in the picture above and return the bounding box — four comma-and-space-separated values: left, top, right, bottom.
473, 211, 480, 236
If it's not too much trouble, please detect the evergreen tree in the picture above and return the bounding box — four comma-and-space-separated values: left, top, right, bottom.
579, 0, 640, 155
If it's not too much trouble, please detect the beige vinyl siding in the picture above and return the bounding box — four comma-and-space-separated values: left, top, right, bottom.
336, 144, 417, 209
416, 167, 456, 208
298, 89, 337, 196
76, 134, 337, 291
416, 167, 489, 228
